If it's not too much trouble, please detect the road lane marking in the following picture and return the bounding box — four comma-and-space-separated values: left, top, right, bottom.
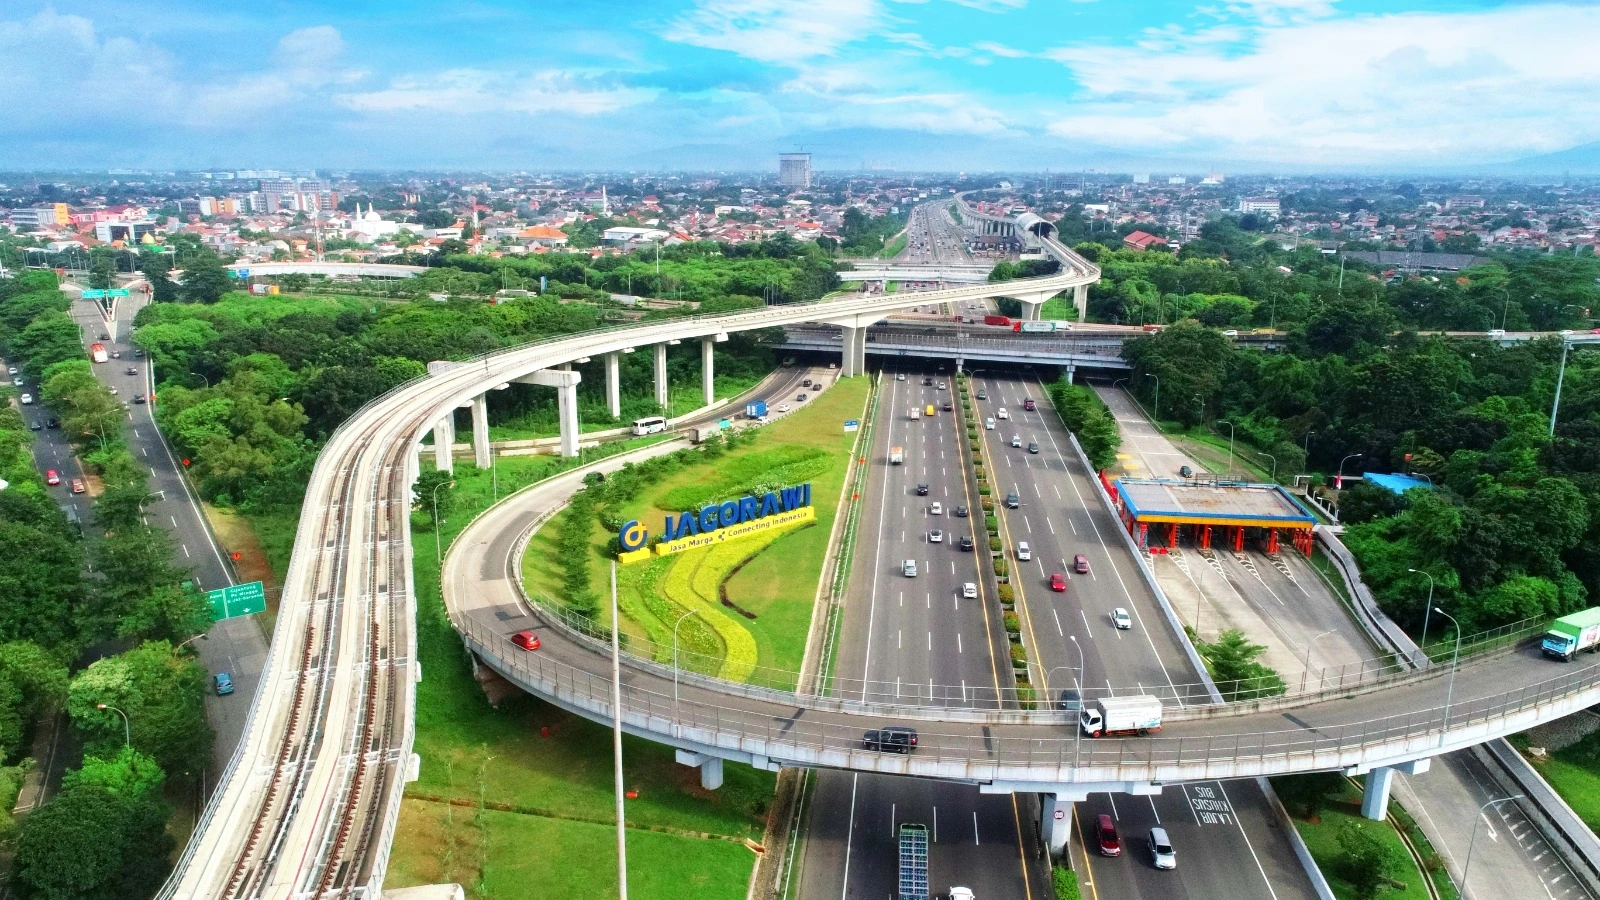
1216, 781, 1280, 900
1052, 608, 1064, 636
1080, 610, 1093, 635
973, 811, 980, 846
182, 544, 191, 558
839, 774, 860, 900
890, 803, 896, 837
1046, 518, 1055, 535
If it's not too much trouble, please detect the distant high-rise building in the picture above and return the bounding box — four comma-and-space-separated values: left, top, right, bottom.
778, 153, 812, 189
1132, 173, 1150, 184
259, 177, 337, 213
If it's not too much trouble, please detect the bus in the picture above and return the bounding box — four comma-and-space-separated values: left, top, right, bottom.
89, 342, 108, 363
632, 415, 668, 436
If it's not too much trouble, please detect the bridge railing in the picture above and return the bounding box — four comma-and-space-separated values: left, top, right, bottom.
461, 610, 1600, 777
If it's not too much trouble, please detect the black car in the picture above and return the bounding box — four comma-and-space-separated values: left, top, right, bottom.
952, 505, 968, 518
46, 417, 60, 429
958, 535, 975, 551
802, 378, 813, 387
923, 377, 934, 386
796, 393, 807, 402
97, 333, 109, 341
976, 389, 988, 400
134, 349, 145, 359
915, 483, 930, 496
1056, 688, 1081, 711
942, 402, 953, 411
132, 395, 147, 405
125, 367, 138, 376
1004, 492, 1020, 509
862, 726, 918, 753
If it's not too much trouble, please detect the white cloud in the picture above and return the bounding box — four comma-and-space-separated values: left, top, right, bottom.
944, 0, 1028, 11
777, 61, 1013, 135
1045, 4, 1600, 165
972, 40, 1029, 58
662, 0, 886, 65
339, 70, 656, 116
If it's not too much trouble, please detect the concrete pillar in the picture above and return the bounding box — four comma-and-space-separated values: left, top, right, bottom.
604, 352, 621, 419
1019, 299, 1043, 321
1073, 284, 1088, 323
1359, 759, 1430, 820
432, 413, 454, 473
471, 394, 491, 469
1040, 794, 1070, 857
700, 337, 716, 407
557, 382, 580, 458
675, 750, 724, 791
1361, 766, 1396, 820
1064, 364, 1075, 385
840, 325, 869, 377
653, 342, 669, 409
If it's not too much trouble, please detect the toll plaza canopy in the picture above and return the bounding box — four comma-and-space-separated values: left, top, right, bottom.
1102, 476, 1319, 556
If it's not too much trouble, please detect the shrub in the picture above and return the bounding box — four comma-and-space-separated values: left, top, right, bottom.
1053, 865, 1082, 899
1010, 644, 1028, 666
997, 584, 1014, 604
980, 496, 994, 511
985, 514, 998, 533
993, 559, 1008, 577
1003, 611, 1021, 632
989, 536, 1002, 552
978, 485, 991, 496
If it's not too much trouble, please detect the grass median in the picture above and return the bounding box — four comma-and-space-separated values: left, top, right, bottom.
523, 376, 870, 686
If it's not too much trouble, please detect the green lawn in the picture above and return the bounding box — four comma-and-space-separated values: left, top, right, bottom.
386, 439, 776, 899
1515, 728, 1600, 833
1039, 296, 1075, 320
524, 377, 871, 684
879, 234, 909, 258
1276, 779, 1431, 900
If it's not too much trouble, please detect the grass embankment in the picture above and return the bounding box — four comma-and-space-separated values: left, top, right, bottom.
1039, 296, 1075, 320
1512, 727, 1600, 833
390, 441, 776, 899
1273, 777, 1434, 900
524, 377, 870, 685
879, 234, 909, 259
487, 371, 767, 442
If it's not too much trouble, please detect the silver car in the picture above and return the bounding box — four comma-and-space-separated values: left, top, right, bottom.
1149, 827, 1176, 870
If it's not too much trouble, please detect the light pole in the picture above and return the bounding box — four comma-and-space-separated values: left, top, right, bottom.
172, 633, 208, 655
1408, 568, 1436, 657
1070, 635, 1084, 771
1463, 794, 1523, 899
1303, 430, 1315, 458
192, 371, 211, 389
1550, 340, 1571, 437
672, 608, 701, 735
1145, 373, 1160, 422
96, 703, 130, 746
1433, 606, 1463, 741
1300, 628, 1335, 694
1257, 451, 1278, 483
1218, 420, 1236, 475
431, 479, 456, 565
609, 562, 629, 900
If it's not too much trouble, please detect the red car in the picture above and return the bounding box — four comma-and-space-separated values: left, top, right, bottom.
1023, 398, 1036, 411
1050, 573, 1067, 592
511, 630, 541, 651
1096, 814, 1122, 857
45, 469, 60, 486
70, 478, 85, 494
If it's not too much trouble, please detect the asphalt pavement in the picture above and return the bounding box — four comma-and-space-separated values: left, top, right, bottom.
972, 368, 1318, 900
797, 362, 1047, 900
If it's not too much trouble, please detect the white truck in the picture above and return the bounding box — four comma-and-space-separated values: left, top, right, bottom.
890, 446, 905, 465
1080, 695, 1163, 738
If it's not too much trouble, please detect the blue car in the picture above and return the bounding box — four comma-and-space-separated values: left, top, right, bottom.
214, 672, 234, 696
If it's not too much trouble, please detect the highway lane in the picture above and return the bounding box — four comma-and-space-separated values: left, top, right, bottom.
68, 291, 268, 782
798, 361, 1045, 900
973, 368, 1318, 900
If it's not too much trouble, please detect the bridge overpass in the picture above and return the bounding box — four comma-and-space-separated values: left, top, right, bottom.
226, 261, 428, 279
836, 263, 995, 284
776, 323, 1130, 374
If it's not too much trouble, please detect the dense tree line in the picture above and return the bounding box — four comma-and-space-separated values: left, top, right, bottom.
1116, 247, 1600, 637
0, 272, 213, 897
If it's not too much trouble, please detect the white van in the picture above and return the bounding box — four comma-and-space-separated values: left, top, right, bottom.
903, 559, 918, 577
910, 407, 921, 421
997, 407, 1010, 420
1017, 542, 1032, 561
985, 417, 996, 430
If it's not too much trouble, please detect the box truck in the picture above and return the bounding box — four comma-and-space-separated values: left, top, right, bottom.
1543, 608, 1600, 661
1080, 696, 1163, 737
746, 400, 767, 419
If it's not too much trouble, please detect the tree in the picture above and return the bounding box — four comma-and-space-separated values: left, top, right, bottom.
1199, 629, 1287, 700
88, 528, 187, 636
178, 252, 232, 305
415, 468, 456, 525
1337, 482, 1407, 525
12, 313, 87, 375
118, 584, 212, 644
13, 780, 173, 900
1335, 820, 1402, 900
64, 746, 165, 800
1274, 771, 1345, 819
66, 641, 214, 774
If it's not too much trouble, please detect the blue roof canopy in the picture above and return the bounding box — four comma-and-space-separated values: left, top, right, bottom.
1362, 472, 1434, 495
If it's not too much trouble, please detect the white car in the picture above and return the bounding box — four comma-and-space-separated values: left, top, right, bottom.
929, 529, 944, 543
5, 366, 15, 375
1112, 608, 1132, 630
996, 407, 1009, 420
985, 417, 996, 430
930, 502, 943, 515
897, 373, 906, 381
1222, 329, 1239, 337
19, 393, 32, 405
10, 377, 21, 387
962, 583, 978, 600
776, 403, 792, 413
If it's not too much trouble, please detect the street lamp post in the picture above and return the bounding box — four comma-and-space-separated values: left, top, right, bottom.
1145, 373, 1160, 422
1258, 451, 1278, 483
1300, 629, 1335, 693
1219, 420, 1236, 475
1070, 635, 1084, 772
431, 479, 456, 565
1550, 340, 1571, 437
96, 703, 130, 746
1408, 569, 1436, 659
671, 608, 701, 735
1463, 795, 1523, 900
609, 562, 629, 900
1433, 606, 1463, 741
1303, 430, 1315, 458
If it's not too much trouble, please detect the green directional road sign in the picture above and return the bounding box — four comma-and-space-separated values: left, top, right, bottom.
82, 289, 107, 299
107, 288, 130, 297
207, 580, 267, 621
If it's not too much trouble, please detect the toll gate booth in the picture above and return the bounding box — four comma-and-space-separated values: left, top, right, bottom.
1100, 475, 1317, 557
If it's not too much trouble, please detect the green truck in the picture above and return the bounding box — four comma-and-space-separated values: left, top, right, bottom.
1541, 608, 1600, 662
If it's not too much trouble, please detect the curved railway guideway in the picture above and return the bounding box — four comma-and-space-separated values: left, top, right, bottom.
163, 241, 1099, 898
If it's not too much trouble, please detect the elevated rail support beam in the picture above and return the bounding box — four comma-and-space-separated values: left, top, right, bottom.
701, 333, 727, 407
1041, 794, 1070, 857
653, 342, 669, 409
604, 352, 622, 419
519, 369, 585, 457
471, 394, 491, 470
1073, 284, 1088, 323
432, 414, 454, 473
1355, 758, 1431, 820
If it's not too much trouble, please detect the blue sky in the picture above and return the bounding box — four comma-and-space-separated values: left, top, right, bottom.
2, 0, 1598, 172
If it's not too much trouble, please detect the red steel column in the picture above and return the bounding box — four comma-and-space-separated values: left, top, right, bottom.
1232, 526, 1245, 552
1200, 524, 1212, 549
1267, 528, 1280, 555
1138, 523, 1148, 549
1169, 523, 1180, 548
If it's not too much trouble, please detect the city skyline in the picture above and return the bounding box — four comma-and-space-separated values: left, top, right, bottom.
4, 1, 1600, 175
